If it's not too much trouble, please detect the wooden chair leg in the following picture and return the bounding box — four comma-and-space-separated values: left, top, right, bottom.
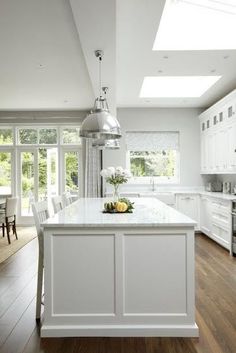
6, 217, 11, 244
2, 223, 5, 237
13, 216, 18, 240
36, 236, 44, 320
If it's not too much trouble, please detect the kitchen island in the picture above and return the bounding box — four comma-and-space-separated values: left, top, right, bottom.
41, 198, 199, 337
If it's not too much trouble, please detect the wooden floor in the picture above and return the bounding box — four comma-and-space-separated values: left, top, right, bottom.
0, 234, 235, 353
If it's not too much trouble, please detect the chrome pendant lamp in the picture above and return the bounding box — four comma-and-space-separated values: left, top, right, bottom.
92, 138, 120, 150
80, 50, 121, 140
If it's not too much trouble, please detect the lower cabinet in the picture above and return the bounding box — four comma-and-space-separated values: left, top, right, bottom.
176, 194, 200, 230
200, 196, 212, 236
200, 196, 232, 251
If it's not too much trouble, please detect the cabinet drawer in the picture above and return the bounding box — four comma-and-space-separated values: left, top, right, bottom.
211, 223, 231, 249
211, 200, 231, 214
211, 210, 231, 230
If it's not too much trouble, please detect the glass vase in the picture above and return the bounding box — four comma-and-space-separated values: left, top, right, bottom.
113, 185, 120, 203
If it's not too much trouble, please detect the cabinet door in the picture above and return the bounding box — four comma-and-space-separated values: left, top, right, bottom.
201, 133, 206, 172
227, 123, 236, 171
176, 195, 199, 229
208, 133, 217, 172
226, 102, 236, 121
217, 129, 228, 171
200, 197, 212, 235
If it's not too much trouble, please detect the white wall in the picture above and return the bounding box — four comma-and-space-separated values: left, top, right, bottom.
103, 107, 203, 188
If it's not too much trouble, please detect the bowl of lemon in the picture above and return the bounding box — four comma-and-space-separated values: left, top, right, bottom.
103, 198, 134, 214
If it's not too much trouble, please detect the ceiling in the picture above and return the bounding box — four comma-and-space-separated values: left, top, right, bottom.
0, 0, 94, 110
0, 0, 236, 111
117, 0, 236, 108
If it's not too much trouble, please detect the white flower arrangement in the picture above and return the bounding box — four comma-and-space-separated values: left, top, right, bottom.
100, 166, 132, 186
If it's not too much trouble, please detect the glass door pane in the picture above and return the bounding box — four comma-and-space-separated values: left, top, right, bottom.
20, 151, 35, 216
38, 148, 58, 202
0, 151, 12, 194
64, 151, 79, 195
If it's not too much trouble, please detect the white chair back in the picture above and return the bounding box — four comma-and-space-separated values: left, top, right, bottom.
52, 195, 63, 214
32, 200, 49, 321
6, 197, 18, 219
32, 201, 49, 237
62, 192, 73, 207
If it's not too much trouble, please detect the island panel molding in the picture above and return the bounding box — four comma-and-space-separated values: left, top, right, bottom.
41, 198, 198, 337
123, 233, 187, 315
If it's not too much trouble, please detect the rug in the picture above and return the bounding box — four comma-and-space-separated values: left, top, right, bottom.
0, 226, 37, 263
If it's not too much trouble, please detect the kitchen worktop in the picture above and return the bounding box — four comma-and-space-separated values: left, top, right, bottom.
118, 190, 236, 202
42, 197, 196, 228
168, 190, 236, 201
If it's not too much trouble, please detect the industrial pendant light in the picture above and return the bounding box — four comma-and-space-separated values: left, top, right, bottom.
92, 138, 120, 150
80, 50, 121, 140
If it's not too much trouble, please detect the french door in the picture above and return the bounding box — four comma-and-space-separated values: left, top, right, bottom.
17, 147, 58, 223
62, 148, 82, 198
0, 149, 14, 196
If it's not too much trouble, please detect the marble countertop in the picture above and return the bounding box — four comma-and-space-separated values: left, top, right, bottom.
168, 190, 236, 201
42, 197, 196, 228
199, 191, 236, 201
130, 190, 236, 201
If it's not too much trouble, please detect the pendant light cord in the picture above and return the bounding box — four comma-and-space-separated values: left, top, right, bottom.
99, 55, 102, 98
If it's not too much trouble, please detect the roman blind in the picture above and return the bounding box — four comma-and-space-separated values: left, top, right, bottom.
126, 131, 179, 151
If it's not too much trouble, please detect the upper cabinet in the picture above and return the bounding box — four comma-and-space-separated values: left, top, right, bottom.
199, 89, 236, 174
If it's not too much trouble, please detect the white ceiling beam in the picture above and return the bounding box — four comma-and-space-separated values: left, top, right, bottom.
69, 0, 116, 114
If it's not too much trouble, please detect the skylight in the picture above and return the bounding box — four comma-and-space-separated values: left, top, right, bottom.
139, 76, 221, 98
153, 0, 236, 50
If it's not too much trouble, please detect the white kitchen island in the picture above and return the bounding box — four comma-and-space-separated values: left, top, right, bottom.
41, 198, 199, 338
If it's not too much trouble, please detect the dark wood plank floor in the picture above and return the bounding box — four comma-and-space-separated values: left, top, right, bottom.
0, 233, 235, 353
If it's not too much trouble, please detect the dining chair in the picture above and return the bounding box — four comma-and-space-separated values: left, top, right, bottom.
52, 195, 63, 214
0, 197, 18, 244
62, 191, 73, 207
32, 200, 49, 321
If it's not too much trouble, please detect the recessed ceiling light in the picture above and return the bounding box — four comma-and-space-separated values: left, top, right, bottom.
139, 76, 221, 98
153, 0, 236, 50
37, 63, 46, 69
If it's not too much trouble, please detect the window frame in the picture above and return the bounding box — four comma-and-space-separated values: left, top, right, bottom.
0, 123, 83, 224
60, 126, 82, 146
126, 145, 180, 185
0, 126, 14, 146
16, 126, 59, 146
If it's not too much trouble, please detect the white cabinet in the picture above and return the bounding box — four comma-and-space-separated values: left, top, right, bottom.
228, 122, 236, 171
199, 89, 236, 174
176, 194, 200, 230
200, 196, 232, 251
200, 196, 212, 236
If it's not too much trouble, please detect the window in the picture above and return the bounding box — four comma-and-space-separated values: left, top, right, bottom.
126, 132, 179, 183
18, 128, 38, 144
39, 128, 57, 144
62, 127, 81, 145
0, 128, 13, 145
17, 127, 58, 145
0, 152, 12, 194
0, 124, 82, 222
64, 151, 79, 193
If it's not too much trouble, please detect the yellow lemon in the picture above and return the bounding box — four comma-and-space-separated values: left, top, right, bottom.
115, 201, 128, 213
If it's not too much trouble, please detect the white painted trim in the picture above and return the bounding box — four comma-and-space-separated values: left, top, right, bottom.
41, 324, 199, 337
